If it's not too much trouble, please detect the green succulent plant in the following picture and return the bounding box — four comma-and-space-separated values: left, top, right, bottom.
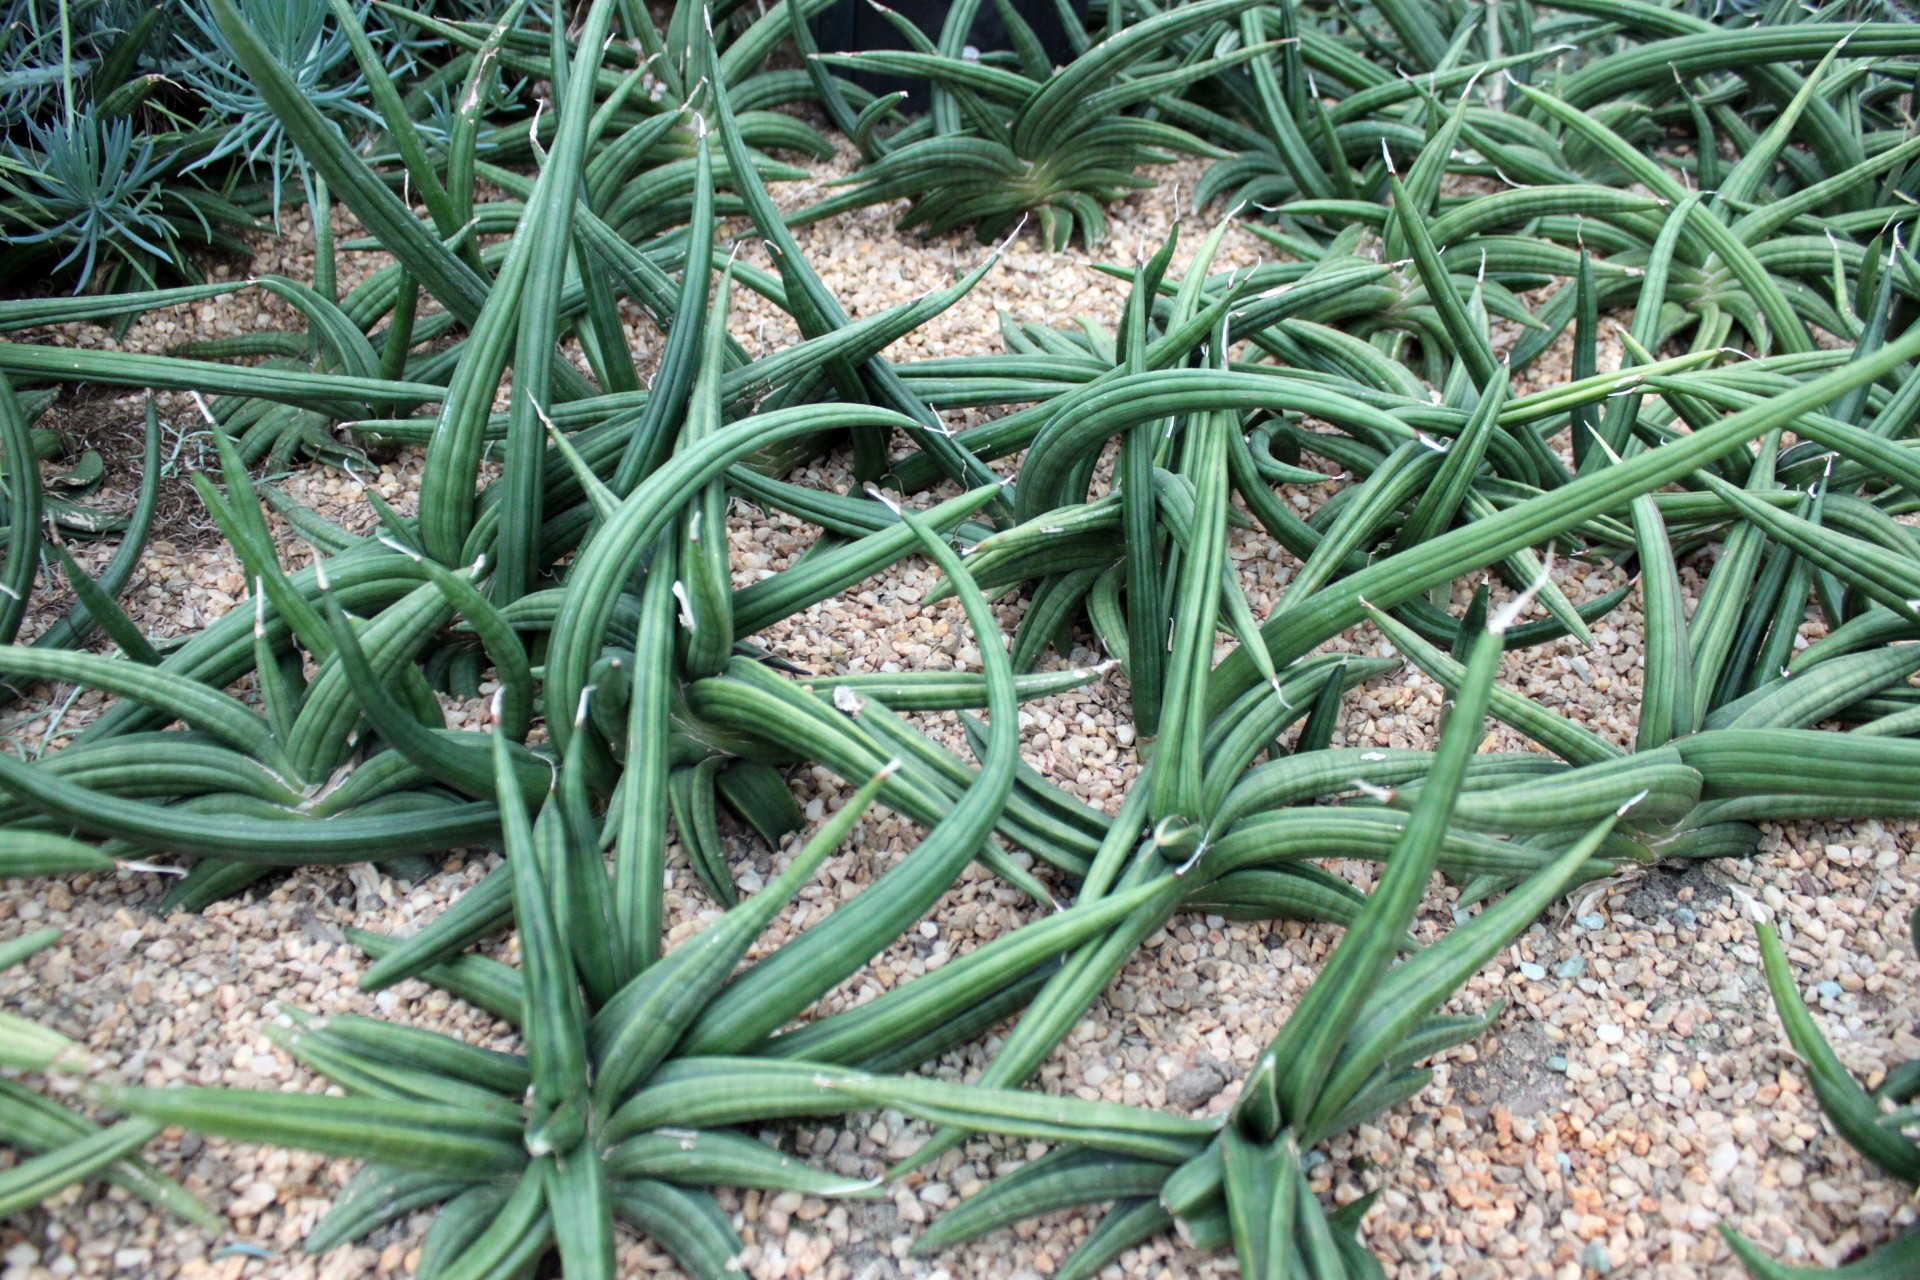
0, 928, 216, 1226
1718, 919, 1920, 1279
807, 0, 1274, 250
3, 1, 1920, 1276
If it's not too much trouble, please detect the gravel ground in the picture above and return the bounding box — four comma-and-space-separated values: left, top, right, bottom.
1, 146, 1917, 1280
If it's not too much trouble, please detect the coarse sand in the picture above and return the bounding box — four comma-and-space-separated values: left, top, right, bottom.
1, 147, 1917, 1280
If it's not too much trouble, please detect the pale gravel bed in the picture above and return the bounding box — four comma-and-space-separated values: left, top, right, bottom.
1, 147, 1917, 1280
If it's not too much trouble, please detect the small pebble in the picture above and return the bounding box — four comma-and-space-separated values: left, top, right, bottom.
1547, 1056, 1569, 1073
1581, 1241, 1613, 1273
1672, 906, 1697, 928
1816, 980, 1844, 1000
1578, 912, 1606, 931
1554, 955, 1586, 979
1165, 1064, 1226, 1109
1518, 962, 1546, 981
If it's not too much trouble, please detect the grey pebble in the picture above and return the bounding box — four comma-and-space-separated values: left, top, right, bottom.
1519, 962, 1547, 981
1555, 955, 1586, 979
1578, 913, 1606, 931
1547, 1055, 1569, 1073
1301, 1149, 1329, 1171
1816, 980, 1844, 1000
1581, 1241, 1613, 1273
1165, 1064, 1227, 1109
1672, 906, 1697, 928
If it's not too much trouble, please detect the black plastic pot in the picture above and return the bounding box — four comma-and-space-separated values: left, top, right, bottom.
811, 0, 1089, 99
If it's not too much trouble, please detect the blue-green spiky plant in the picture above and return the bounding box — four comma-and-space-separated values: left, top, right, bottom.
173, 0, 385, 214
0, 113, 182, 289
